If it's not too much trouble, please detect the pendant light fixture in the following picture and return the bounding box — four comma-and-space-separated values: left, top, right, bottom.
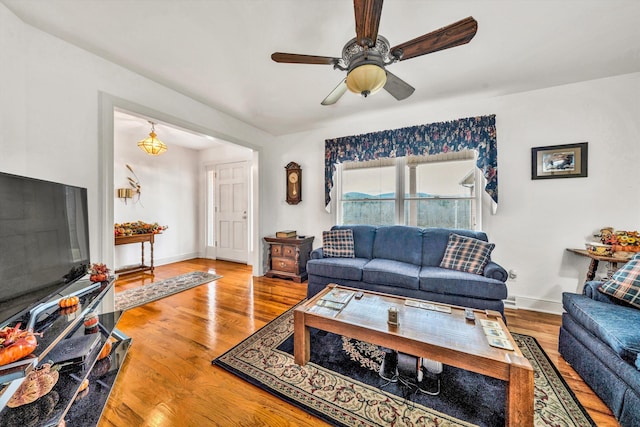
137, 121, 167, 156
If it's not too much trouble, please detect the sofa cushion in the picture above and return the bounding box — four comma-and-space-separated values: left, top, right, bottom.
306, 257, 368, 281
563, 292, 640, 365
372, 225, 422, 266
419, 267, 508, 300
598, 254, 640, 309
422, 228, 489, 267
439, 233, 495, 275
322, 229, 355, 258
331, 225, 377, 259
362, 258, 420, 290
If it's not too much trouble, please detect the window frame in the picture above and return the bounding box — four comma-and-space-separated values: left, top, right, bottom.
336, 152, 482, 229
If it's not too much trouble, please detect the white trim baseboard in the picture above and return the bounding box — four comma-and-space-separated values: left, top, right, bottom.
503, 295, 563, 315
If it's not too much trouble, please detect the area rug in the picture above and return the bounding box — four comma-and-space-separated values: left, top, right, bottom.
212, 303, 595, 427
115, 271, 221, 311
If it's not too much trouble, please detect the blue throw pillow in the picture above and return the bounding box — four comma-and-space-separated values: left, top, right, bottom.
322, 229, 355, 258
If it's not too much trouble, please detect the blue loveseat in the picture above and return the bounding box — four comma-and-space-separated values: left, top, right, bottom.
559, 281, 640, 427
306, 225, 508, 316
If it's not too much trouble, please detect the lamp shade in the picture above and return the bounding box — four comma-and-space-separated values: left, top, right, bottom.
346, 64, 387, 97
137, 124, 167, 155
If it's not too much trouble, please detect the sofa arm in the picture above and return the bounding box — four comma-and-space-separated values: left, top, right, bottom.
310, 248, 324, 259
484, 261, 508, 282
583, 280, 621, 305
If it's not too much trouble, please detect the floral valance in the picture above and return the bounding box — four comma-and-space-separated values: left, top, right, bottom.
324, 115, 498, 210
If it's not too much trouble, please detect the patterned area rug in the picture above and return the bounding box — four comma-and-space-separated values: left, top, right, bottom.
115, 271, 221, 311
213, 303, 595, 427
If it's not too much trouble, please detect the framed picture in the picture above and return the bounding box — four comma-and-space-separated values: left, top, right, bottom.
531, 142, 588, 180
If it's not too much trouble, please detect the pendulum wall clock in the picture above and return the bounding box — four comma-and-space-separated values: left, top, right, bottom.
285, 162, 302, 205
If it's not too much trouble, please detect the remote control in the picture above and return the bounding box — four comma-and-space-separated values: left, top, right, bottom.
464, 308, 475, 321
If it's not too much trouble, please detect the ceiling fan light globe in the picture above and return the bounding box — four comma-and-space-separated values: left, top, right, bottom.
346, 64, 387, 97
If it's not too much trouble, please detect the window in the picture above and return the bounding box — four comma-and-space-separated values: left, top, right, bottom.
337, 151, 480, 229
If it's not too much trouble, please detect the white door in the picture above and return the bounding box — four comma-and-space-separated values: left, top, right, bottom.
214, 162, 248, 263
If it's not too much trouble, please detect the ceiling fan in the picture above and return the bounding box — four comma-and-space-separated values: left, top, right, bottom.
271, 0, 477, 105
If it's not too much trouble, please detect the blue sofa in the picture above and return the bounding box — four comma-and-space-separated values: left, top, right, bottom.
306, 225, 508, 316
559, 281, 640, 427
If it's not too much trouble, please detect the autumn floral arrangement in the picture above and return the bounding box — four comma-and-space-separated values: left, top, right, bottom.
599, 229, 640, 253
114, 221, 168, 237
88, 263, 110, 283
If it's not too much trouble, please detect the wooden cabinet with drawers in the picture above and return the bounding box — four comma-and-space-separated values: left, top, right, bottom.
264, 236, 314, 283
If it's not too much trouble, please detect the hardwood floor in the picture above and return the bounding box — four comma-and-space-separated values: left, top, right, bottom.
99, 259, 619, 427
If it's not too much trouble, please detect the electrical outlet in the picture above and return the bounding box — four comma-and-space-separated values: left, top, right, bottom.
508, 269, 517, 280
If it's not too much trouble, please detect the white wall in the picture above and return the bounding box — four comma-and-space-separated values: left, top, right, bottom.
0, 5, 271, 270
264, 72, 640, 313
113, 125, 200, 269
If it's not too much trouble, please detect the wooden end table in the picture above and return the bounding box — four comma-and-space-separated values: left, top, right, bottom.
115, 233, 156, 275
264, 236, 314, 282
566, 248, 627, 281
294, 284, 534, 426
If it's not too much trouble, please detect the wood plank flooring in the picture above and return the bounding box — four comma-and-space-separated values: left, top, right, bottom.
99, 259, 619, 427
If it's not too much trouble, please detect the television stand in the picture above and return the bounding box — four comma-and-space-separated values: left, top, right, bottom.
0, 278, 131, 426
115, 233, 156, 275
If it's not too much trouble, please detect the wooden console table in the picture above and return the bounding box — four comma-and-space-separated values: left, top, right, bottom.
264, 236, 314, 282
566, 248, 627, 281
115, 233, 156, 275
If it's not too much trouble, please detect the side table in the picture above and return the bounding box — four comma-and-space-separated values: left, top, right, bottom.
115, 233, 156, 275
264, 236, 314, 283
566, 248, 627, 281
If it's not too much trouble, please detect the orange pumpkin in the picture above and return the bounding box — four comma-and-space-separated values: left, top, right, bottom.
58, 296, 79, 308
97, 339, 113, 361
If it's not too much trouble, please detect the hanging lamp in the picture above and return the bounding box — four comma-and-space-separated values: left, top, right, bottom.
137, 121, 168, 156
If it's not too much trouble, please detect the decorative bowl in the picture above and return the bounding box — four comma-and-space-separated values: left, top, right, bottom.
585, 242, 612, 256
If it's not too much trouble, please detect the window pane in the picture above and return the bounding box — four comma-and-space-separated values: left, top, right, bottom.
341, 164, 396, 225
343, 200, 395, 225
404, 199, 473, 229
342, 165, 395, 199
406, 159, 475, 198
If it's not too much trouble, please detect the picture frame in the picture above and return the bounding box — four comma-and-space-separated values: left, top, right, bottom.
531, 142, 588, 180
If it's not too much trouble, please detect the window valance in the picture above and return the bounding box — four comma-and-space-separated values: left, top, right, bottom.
324, 115, 498, 210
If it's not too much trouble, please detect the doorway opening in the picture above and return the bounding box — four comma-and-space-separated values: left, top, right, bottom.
107, 102, 258, 275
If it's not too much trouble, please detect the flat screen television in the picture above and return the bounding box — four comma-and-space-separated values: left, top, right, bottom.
0, 172, 90, 326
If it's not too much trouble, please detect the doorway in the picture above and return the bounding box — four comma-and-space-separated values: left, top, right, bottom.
206, 161, 250, 263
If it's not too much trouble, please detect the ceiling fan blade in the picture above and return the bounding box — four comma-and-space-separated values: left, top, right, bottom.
271, 52, 340, 65
321, 79, 348, 105
354, 0, 384, 46
384, 71, 415, 101
390, 16, 478, 61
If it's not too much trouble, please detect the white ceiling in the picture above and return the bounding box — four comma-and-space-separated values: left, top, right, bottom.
113, 109, 225, 151
3, 0, 640, 137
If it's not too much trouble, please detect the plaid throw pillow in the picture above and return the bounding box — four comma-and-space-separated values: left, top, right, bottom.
599, 254, 640, 309
439, 233, 495, 275
322, 229, 355, 258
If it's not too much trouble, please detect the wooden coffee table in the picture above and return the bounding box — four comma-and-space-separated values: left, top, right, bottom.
294, 284, 534, 426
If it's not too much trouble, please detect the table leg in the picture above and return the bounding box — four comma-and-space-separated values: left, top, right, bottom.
605, 261, 618, 280
505, 354, 534, 426
141, 242, 145, 270
586, 259, 599, 281
294, 309, 310, 366
150, 239, 154, 272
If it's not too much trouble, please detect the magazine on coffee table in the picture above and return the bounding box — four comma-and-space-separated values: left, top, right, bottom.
308, 289, 355, 317
322, 289, 355, 305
